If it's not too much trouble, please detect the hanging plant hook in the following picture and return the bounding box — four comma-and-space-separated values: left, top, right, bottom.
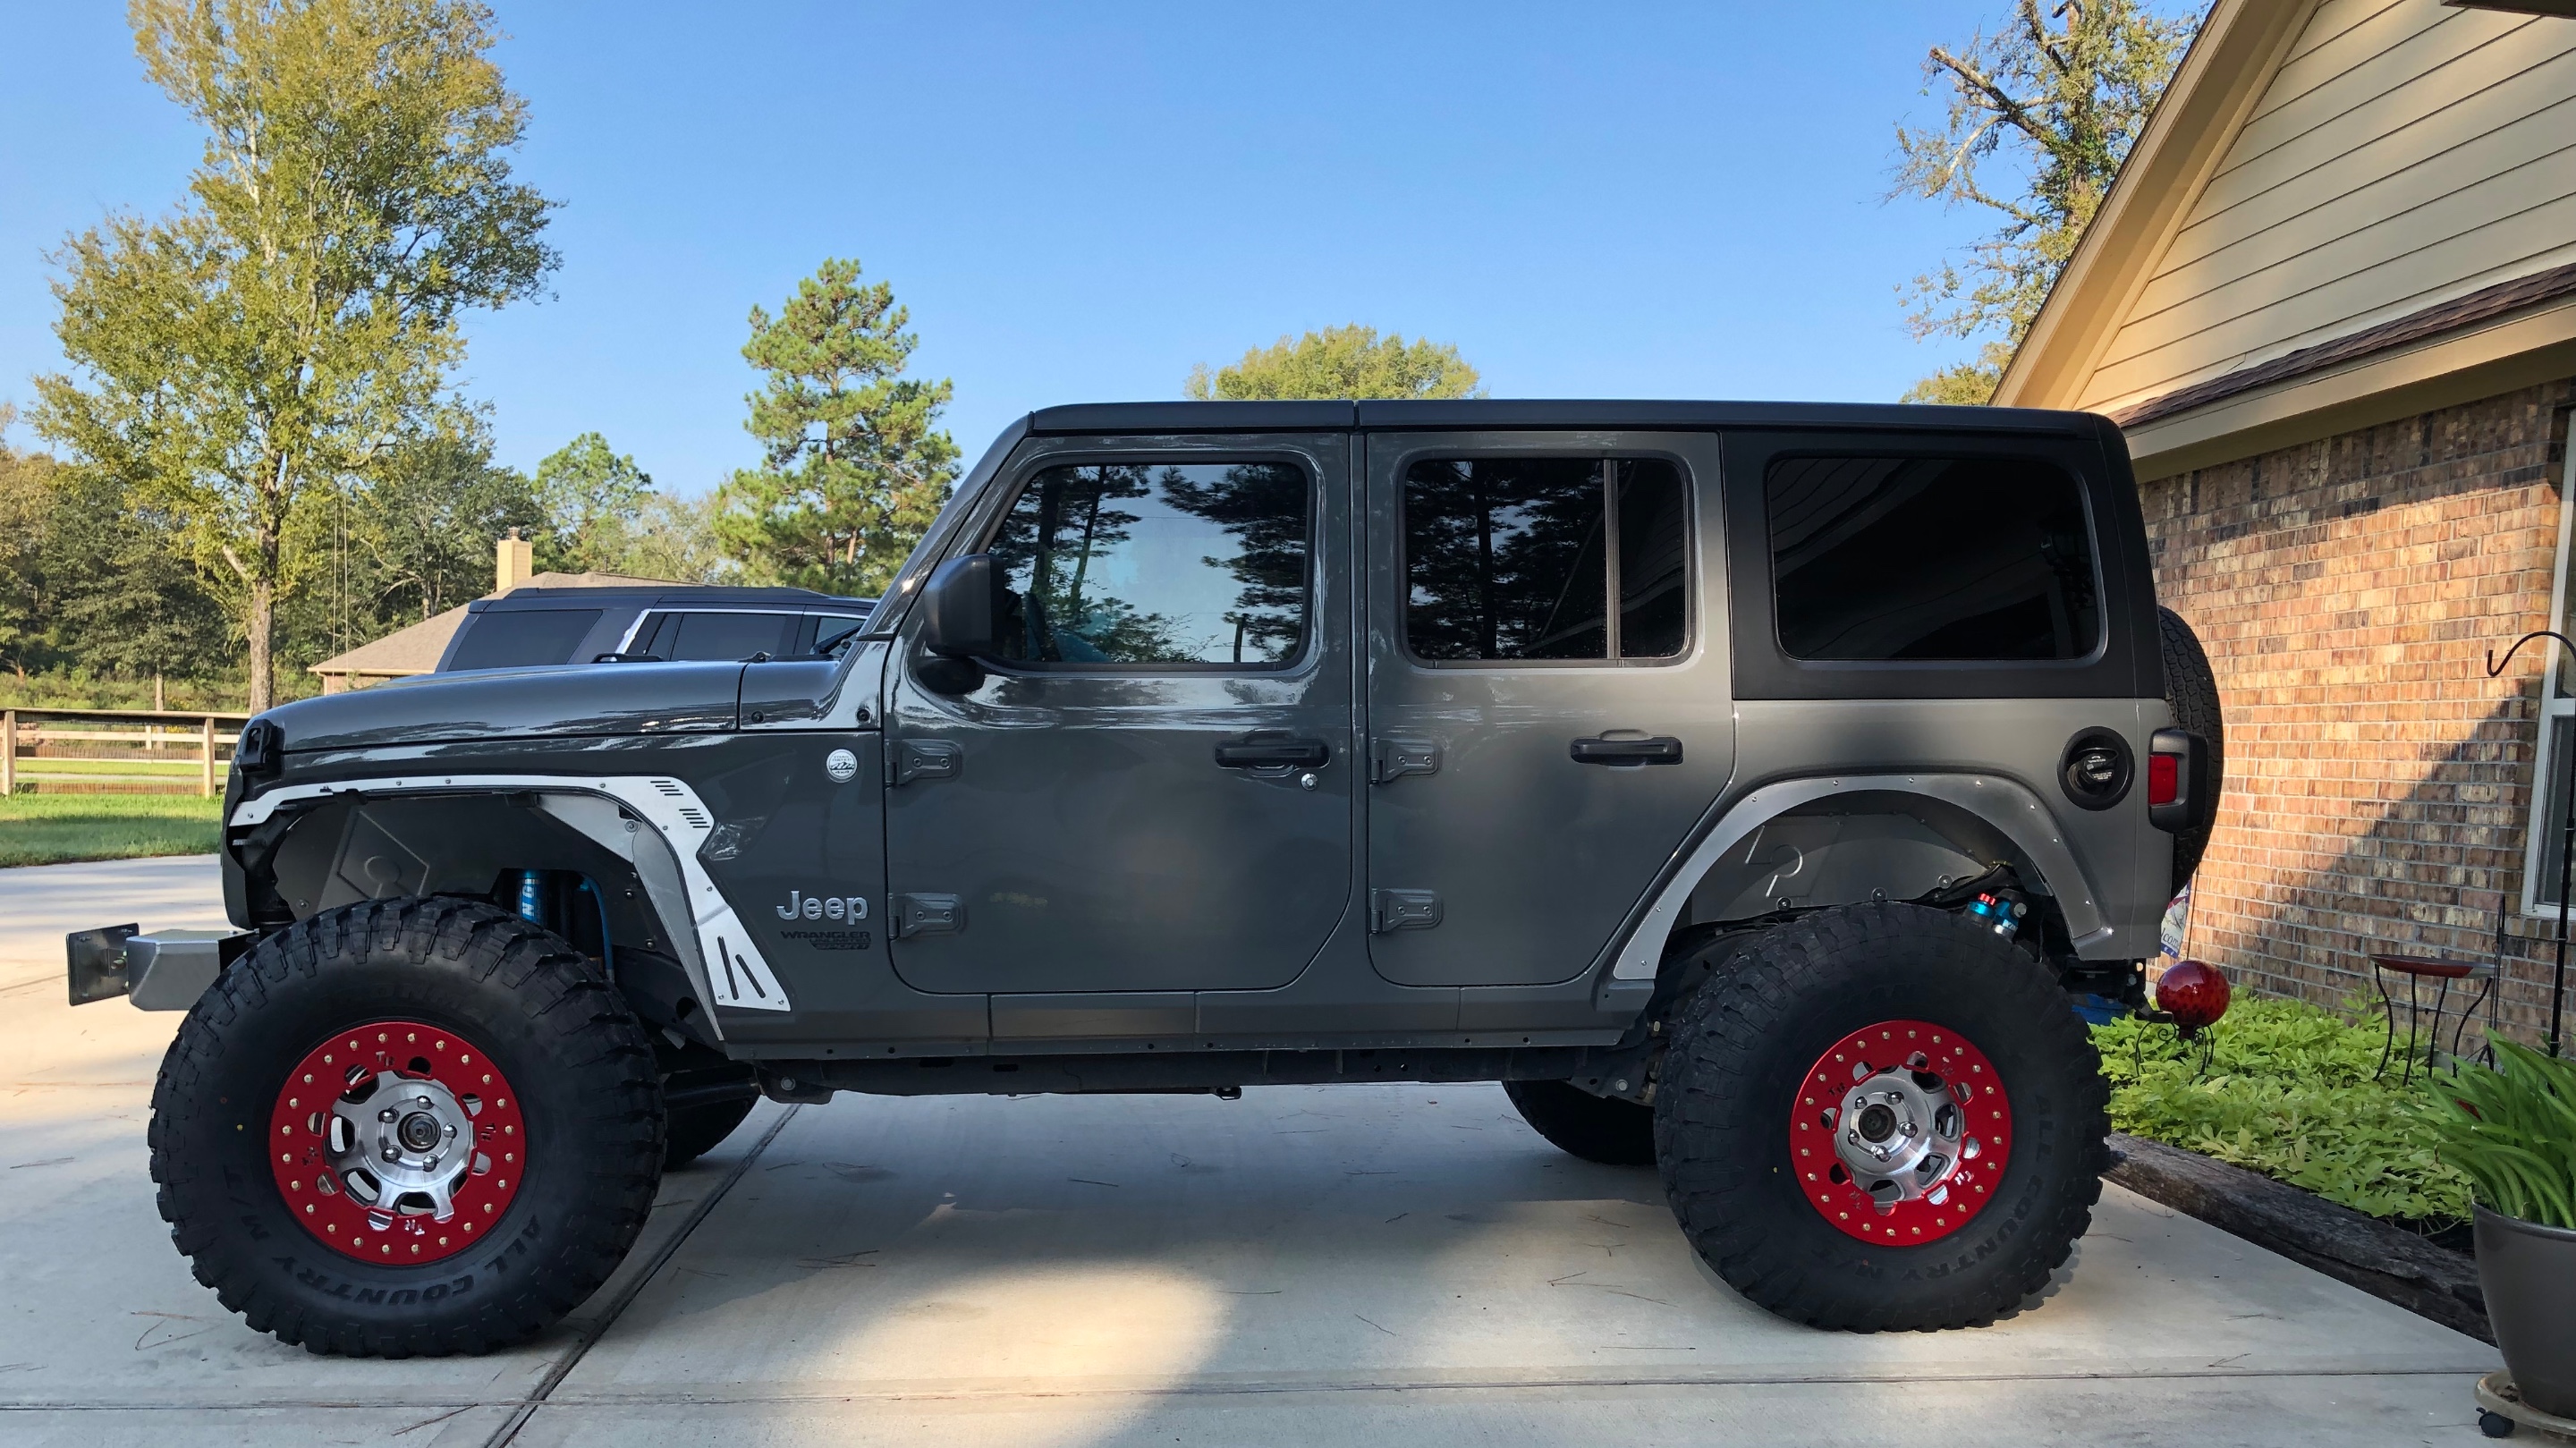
2487, 630, 2576, 680
2489, 630, 2576, 1056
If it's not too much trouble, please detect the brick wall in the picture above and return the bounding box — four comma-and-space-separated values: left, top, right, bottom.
2144, 377, 2576, 1043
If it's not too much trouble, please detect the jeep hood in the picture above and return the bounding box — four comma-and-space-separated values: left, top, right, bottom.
259, 662, 746, 754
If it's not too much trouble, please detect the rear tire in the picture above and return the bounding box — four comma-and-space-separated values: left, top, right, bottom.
1653, 903, 2108, 1332
1504, 1080, 1656, 1165
150, 897, 664, 1357
2158, 605, 2226, 893
663, 1096, 757, 1171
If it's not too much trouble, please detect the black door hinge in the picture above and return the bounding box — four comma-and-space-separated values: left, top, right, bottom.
891, 740, 962, 787
1370, 888, 1443, 933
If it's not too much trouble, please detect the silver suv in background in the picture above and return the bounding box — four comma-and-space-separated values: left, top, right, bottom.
438, 586, 876, 672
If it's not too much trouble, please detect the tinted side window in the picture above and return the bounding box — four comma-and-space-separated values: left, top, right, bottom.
1403, 458, 1688, 662
799, 613, 871, 655
658, 612, 795, 662
447, 609, 602, 670
1767, 455, 2097, 662
987, 461, 1310, 667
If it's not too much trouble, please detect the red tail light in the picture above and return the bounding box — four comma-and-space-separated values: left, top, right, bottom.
2148, 751, 2180, 806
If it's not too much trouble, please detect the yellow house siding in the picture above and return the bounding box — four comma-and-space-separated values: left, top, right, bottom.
2159, 45, 2576, 287
2241, 0, 2473, 146
2073, 0, 2576, 415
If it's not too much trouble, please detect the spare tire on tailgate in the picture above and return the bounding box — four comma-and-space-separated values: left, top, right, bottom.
2158, 605, 2225, 894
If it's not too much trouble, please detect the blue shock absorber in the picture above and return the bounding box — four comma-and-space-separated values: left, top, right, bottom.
1967, 891, 2025, 941
516, 869, 546, 927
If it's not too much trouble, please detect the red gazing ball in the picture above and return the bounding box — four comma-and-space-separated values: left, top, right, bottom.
2157, 958, 2232, 1037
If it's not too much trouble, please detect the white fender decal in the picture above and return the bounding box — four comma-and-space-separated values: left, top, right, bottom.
232, 774, 792, 1014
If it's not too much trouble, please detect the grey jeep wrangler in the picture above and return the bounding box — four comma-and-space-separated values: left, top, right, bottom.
73, 400, 2221, 1357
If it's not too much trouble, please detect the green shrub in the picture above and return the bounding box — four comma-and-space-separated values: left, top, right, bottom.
2428, 1037, 2576, 1229
2091, 996, 2472, 1225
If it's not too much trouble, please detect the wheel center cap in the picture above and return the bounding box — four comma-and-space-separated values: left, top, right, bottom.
397, 1112, 443, 1152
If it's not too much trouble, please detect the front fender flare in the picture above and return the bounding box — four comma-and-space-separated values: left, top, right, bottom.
229, 773, 791, 1025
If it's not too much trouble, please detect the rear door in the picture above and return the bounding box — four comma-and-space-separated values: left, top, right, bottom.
1362, 431, 1733, 987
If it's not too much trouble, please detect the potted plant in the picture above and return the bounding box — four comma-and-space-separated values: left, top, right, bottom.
2429, 1038, 2576, 1427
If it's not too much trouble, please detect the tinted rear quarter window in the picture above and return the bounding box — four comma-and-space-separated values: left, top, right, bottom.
1766, 455, 2097, 661
807, 612, 871, 653
648, 611, 796, 662
446, 609, 604, 671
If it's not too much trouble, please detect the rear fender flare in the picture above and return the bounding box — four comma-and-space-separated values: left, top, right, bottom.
1608, 772, 2108, 982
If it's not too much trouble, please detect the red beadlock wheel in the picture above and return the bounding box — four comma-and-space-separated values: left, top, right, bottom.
1790, 1019, 2012, 1245
267, 1020, 528, 1266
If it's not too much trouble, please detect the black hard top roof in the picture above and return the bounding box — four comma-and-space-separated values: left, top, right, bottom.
1023, 399, 2108, 436
475, 585, 876, 612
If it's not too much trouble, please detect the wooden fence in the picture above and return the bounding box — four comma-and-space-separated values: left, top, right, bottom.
1, 707, 254, 798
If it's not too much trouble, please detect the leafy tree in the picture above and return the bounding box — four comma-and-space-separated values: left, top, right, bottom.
606, 493, 735, 585
0, 407, 229, 686
1187, 326, 1483, 401
533, 431, 653, 574
714, 258, 958, 596
38, 468, 233, 685
1892, 0, 2199, 403
31, 0, 558, 710
0, 414, 55, 681
352, 431, 544, 623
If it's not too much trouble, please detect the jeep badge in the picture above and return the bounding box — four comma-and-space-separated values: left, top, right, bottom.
825, 748, 858, 782
777, 890, 868, 922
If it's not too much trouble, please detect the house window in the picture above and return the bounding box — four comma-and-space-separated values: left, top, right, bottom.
2525, 431, 2576, 915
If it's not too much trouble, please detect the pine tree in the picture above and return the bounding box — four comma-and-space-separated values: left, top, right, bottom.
714, 258, 957, 595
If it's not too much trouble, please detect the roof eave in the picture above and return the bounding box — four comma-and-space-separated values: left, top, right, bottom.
1994, 0, 2323, 410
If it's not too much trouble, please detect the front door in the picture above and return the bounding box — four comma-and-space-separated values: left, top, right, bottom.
1364, 431, 1734, 987
883, 432, 1353, 996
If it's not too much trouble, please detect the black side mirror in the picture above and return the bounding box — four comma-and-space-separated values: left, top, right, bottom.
918, 555, 1002, 659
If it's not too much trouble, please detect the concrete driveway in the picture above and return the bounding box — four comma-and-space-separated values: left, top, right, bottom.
0, 857, 2501, 1446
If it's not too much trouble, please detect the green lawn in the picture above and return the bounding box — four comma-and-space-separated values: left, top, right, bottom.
0, 792, 224, 868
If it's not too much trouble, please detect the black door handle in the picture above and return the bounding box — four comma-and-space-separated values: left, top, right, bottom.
1215, 736, 1331, 769
1571, 735, 1683, 766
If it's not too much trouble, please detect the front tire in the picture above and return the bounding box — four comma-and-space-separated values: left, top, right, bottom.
1653, 903, 2108, 1331
150, 897, 665, 1357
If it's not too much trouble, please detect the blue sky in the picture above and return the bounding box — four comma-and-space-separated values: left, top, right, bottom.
0, 2, 2017, 496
